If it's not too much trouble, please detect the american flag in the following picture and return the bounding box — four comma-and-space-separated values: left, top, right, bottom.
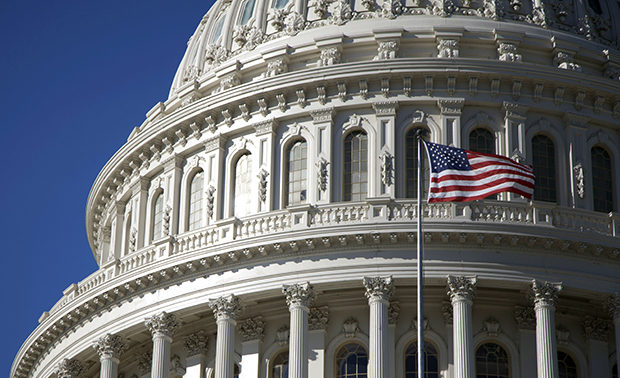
423, 141, 535, 203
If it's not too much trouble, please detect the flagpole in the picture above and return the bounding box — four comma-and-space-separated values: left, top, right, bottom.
416, 130, 425, 378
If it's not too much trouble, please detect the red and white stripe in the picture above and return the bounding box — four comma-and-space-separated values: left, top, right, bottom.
428, 150, 535, 203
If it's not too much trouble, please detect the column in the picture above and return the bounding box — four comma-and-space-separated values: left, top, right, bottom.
447, 275, 477, 378
514, 306, 537, 378
239, 316, 265, 378
363, 276, 395, 378
145, 312, 180, 378
308, 307, 330, 378
605, 293, 620, 375
209, 295, 245, 378
529, 280, 562, 378
92, 334, 129, 378
282, 282, 317, 378
54, 359, 86, 378
183, 331, 209, 378
582, 315, 611, 378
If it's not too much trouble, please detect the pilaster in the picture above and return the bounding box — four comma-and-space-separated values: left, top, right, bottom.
447, 275, 477, 378
308, 307, 329, 378
162, 154, 185, 235
283, 282, 317, 378
131, 178, 150, 249
203, 134, 227, 224
239, 316, 265, 378
310, 107, 335, 203
252, 119, 277, 213
372, 102, 398, 198
514, 306, 537, 378
529, 280, 562, 378
562, 112, 590, 209
183, 331, 209, 378
582, 315, 611, 378
437, 99, 464, 147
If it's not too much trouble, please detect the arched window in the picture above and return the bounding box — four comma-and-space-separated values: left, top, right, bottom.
240, 0, 256, 24
558, 351, 578, 378
286, 140, 308, 206
404, 341, 439, 378
188, 170, 204, 231
475, 343, 510, 378
271, 350, 289, 378
210, 16, 226, 44
405, 127, 431, 199
335, 343, 368, 378
531, 135, 557, 203
344, 131, 368, 202
469, 128, 496, 199
152, 193, 164, 241
591, 146, 614, 213
234, 153, 253, 217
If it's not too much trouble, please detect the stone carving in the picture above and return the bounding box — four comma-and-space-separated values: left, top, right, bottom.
163, 205, 171, 236
447, 275, 477, 302
556, 324, 571, 345
217, 73, 241, 93
554, 86, 564, 106
361, 0, 375, 10
375, 40, 398, 60
604, 66, 620, 81
282, 282, 317, 308
309, 306, 330, 330
342, 317, 361, 337
277, 93, 287, 112
554, 52, 581, 71
271, 9, 287, 31
411, 317, 431, 330
363, 276, 395, 301
604, 292, 620, 320
296, 89, 306, 108
380, 151, 393, 186
482, 317, 502, 336
257, 169, 269, 203
276, 325, 290, 346
428, 0, 456, 17
529, 280, 562, 307
145, 312, 180, 338
403, 77, 411, 97
313, 0, 328, 17
388, 302, 400, 324
329, 0, 352, 25
533, 83, 544, 103
582, 315, 610, 341
381, 0, 403, 19
170, 355, 185, 376
469, 77, 478, 97
527, 6, 549, 28
573, 162, 584, 199
320, 47, 341, 66
284, 12, 305, 35
183, 331, 209, 356
498, 43, 521, 61
55, 359, 86, 378
316, 157, 329, 191
514, 306, 536, 330
182, 65, 201, 83
239, 103, 251, 121
317, 85, 326, 104
137, 352, 152, 375
509, 0, 521, 11
129, 227, 137, 253
209, 295, 245, 320
205, 185, 216, 218
359, 80, 368, 99
204, 45, 229, 67
92, 333, 128, 359
437, 39, 459, 58
337, 82, 347, 101
479, 0, 504, 20
263, 59, 288, 78
239, 316, 265, 342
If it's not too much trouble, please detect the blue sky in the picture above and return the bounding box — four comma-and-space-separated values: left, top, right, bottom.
0, 1, 214, 375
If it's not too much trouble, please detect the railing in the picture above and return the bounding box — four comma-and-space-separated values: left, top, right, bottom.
552, 208, 613, 235
173, 227, 219, 254
310, 203, 369, 225
235, 211, 290, 238
118, 248, 158, 274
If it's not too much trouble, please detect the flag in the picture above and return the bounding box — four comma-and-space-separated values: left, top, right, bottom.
423, 141, 535, 203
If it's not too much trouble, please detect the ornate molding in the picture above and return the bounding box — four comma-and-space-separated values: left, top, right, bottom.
253, 119, 278, 136
529, 280, 562, 308
498, 42, 521, 61
514, 306, 536, 330
375, 40, 399, 60
257, 169, 269, 203
582, 315, 611, 341
342, 317, 361, 337
502, 101, 529, 120
183, 331, 209, 356
362, 276, 395, 301
372, 101, 399, 115
604, 292, 620, 320
442, 302, 453, 324
309, 306, 330, 330
388, 302, 400, 325
137, 352, 152, 375
447, 275, 477, 302
239, 316, 266, 342
482, 316, 502, 336
92, 334, 128, 360
54, 359, 86, 378
145, 312, 180, 338
282, 282, 317, 309
209, 295, 245, 320
437, 39, 459, 58
437, 99, 464, 114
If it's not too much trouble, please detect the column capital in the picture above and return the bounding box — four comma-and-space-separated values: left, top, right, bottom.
209, 294, 245, 320
582, 315, 611, 342
514, 306, 536, 330
183, 331, 209, 357
92, 333, 128, 360
145, 312, 180, 338
239, 316, 266, 342
604, 292, 620, 320
447, 275, 477, 303
54, 359, 86, 378
363, 276, 395, 302
528, 280, 562, 308
282, 282, 317, 309
309, 306, 330, 330
502, 101, 529, 120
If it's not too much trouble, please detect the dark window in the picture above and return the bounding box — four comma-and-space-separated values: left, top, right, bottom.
336, 343, 368, 378
405, 128, 430, 199
404, 341, 439, 378
591, 146, 614, 213
532, 135, 557, 202
558, 351, 577, 378
475, 343, 510, 378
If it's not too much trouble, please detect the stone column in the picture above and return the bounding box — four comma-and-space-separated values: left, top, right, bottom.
282, 282, 317, 378
447, 275, 477, 378
55, 359, 86, 378
239, 316, 265, 378
529, 280, 562, 378
209, 295, 245, 378
145, 312, 180, 378
92, 334, 129, 378
514, 306, 537, 378
605, 293, 620, 374
183, 331, 209, 378
363, 276, 395, 378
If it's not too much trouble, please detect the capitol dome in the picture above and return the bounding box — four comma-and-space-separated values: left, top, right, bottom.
11, 0, 620, 377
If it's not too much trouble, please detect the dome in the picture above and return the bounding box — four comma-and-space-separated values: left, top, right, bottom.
11, 0, 620, 378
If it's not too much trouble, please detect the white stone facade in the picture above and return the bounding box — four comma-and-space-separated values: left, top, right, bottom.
11, 0, 620, 377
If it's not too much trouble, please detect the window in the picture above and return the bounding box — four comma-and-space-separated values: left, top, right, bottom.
274, 0, 289, 8
271, 350, 289, 378
469, 128, 496, 199
234, 153, 253, 217
475, 343, 509, 378
591, 146, 614, 213
405, 127, 430, 199
531, 135, 557, 202
152, 193, 164, 241
558, 351, 577, 378
240, 0, 256, 25
404, 341, 439, 378
188, 171, 204, 231
286, 140, 308, 206
211, 16, 226, 44
336, 343, 368, 378
344, 131, 368, 202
